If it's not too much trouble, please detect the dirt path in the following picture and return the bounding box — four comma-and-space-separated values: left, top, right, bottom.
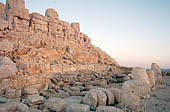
142, 76, 170, 112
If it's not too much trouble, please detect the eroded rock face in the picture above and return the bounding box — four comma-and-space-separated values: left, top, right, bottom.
0, 0, 120, 89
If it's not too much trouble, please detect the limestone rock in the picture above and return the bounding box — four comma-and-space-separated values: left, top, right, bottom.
0, 57, 17, 79
151, 63, 163, 84
147, 70, 156, 87
83, 90, 98, 107
45, 98, 67, 112
96, 106, 124, 112
6, 0, 25, 9
66, 104, 90, 112
45, 8, 59, 20
109, 88, 121, 103
0, 40, 14, 52
5, 89, 21, 99
98, 88, 114, 105
71, 22, 80, 32
132, 67, 150, 83
23, 88, 39, 95
24, 94, 45, 105
0, 2, 5, 19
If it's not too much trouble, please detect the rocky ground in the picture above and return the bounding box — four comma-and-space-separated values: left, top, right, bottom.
142, 76, 170, 112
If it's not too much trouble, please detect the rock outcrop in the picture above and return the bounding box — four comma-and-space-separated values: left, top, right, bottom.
0, 0, 120, 90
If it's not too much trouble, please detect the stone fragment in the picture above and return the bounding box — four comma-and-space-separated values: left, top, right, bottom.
151, 63, 163, 84
45, 8, 59, 20
64, 96, 83, 104
98, 88, 114, 105
132, 67, 150, 83
24, 94, 45, 105
0, 40, 14, 52
66, 104, 90, 112
16, 103, 29, 112
45, 98, 67, 112
83, 90, 98, 107
109, 88, 121, 103
0, 57, 17, 79
5, 89, 21, 99
147, 70, 156, 87
23, 88, 39, 95
96, 106, 124, 112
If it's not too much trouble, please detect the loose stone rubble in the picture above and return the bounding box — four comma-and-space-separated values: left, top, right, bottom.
0, 0, 167, 112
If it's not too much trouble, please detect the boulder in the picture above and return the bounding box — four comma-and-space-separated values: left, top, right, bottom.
121, 80, 151, 98
23, 88, 39, 95
147, 70, 156, 87
24, 94, 45, 105
132, 67, 150, 83
0, 40, 14, 52
151, 63, 163, 84
83, 90, 98, 107
5, 89, 21, 99
96, 106, 124, 112
16, 103, 29, 112
45, 8, 59, 20
66, 104, 90, 112
98, 88, 114, 105
83, 89, 107, 107
109, 88, 121, 103
45, 98, 67, 112
0, 57, 17, 79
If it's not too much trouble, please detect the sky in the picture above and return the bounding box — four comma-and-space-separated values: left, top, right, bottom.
0, 0, 170, 68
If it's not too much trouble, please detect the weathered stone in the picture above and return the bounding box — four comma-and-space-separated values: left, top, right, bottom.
45, 8, 59, 20
24, 94, 45, 105
109, 88, 121, 103
6, 0, 25, 9
96, 106, 124, 112
64, 96, 83, 104
66, 104, 90, 112
45, 98, 67, 112
122, 80, 151, 98
0, 20, 9, 31
147, 70, 156, 87
0, 101, 21, 111
98, 88, 114, 105
0, 40, 14, 52
71, 22, 80, 32
0, 2, 5, 19
121, 91, 144, 112
5, 89, 21, 99
0, 57, 17, 79
83, 90, 98, 107
151, 63, 163, 84
16, 103, 29, 112
132, 67, 150, 83
23, 88, 39, 95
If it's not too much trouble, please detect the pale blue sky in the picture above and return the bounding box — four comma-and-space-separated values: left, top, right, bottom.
1, 0, 170, 68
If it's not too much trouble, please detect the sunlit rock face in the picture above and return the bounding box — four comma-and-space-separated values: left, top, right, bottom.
0, 0, 120, 89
